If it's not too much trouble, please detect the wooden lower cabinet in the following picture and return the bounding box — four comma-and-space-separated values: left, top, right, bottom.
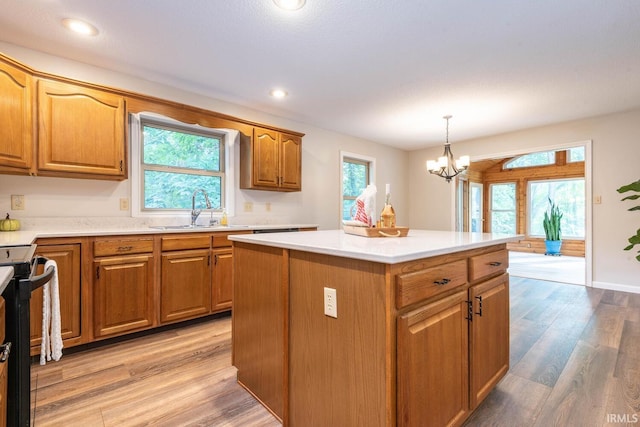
469, 273, 510, 409
212, 248, 233, 311
93, 254, 155, 338
30, 243, 82, 354
161, 249, 211, 323
397, 290, 471, 427
233, 241, 509, 427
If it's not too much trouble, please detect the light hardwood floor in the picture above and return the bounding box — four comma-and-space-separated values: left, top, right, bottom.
31, 277, 640, 426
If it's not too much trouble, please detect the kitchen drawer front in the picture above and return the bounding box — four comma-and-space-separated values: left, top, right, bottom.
396, 259, 468, 309
94, 238, 154, 257
468, 249, 508, 282
161, 235, 210, 251
212, 231, 251, 247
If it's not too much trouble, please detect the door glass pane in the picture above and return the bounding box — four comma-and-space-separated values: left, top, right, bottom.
470, 183, 483, 232
490, 183, 516, 234
342, 159, 369, 221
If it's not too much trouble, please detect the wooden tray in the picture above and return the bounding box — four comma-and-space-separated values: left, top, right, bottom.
343, 225, 409, 238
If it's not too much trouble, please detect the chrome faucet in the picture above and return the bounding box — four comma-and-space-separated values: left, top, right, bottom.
191, 189, 212, 226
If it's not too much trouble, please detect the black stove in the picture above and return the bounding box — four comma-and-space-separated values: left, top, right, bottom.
2, 244, 54, 427
0, 245, 36, 278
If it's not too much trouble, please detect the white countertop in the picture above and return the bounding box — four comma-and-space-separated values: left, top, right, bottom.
0, 223, 318, 247
229, 229, 523, 264
0, 266, 13, 295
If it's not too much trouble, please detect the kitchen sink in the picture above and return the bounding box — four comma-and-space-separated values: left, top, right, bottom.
148, 225, 249, 230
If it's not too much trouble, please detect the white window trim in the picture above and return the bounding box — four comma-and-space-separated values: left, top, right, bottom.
130, 112, 236, 219
339, 150, 376, 225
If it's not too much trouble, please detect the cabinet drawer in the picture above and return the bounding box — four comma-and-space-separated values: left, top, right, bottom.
161, 235, 210, 251
396, 259, 468, 309
212, 231, 251, 247
93, 238, 153, 257
468, 249, 508, 282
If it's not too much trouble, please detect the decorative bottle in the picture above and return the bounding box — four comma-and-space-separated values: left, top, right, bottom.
380, 185, 396, 228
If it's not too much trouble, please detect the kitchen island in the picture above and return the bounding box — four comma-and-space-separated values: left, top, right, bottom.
230, 229, 521, 427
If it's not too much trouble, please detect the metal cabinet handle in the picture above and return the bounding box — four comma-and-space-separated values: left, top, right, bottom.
475, 295, 483, 316
489, 261, 502, 266
434, 278, 451, 286
0, 342, 11, 363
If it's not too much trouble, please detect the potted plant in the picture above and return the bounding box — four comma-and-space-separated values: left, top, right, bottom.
617, 179, 640, 262
543, 198, 563, 255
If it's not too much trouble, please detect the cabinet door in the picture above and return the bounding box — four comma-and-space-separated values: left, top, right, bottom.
212, 248, 233, 311
93, 255, 154, 338
37, 79, 126, 178
397, 290, 470, 427
469, 273, 509, 409
30, 244, 82, 353
279, 133, 301, 191
252, 127, 280, 188
0, 58, 33, 171
161, 249, 211, 323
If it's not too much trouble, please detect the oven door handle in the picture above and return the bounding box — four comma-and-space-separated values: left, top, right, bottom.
25, 257, 56, 292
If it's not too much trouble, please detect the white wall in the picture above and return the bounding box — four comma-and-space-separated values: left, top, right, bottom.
0, 42, 408, 230
409, 109, 640, 292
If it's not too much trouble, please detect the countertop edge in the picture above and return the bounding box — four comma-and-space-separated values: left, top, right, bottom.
229, 230, 523, 264
0, 224, 319, 247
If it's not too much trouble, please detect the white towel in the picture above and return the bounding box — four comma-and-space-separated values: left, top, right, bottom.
40, 260, 63, 365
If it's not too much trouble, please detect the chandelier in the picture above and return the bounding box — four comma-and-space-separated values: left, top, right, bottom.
426, 115, 470, 182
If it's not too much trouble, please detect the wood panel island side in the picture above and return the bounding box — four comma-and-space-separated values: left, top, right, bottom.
229, 229, 521, 427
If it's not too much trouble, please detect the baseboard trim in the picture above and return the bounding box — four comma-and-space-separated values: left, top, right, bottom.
592, 280, 640, 295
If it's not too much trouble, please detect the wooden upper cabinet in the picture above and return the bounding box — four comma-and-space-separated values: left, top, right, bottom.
240, 126, 302, 191
0, 58, 33, 173
279, 132, 302, 190
37, 79, 126, 179
252, 127, 280, 188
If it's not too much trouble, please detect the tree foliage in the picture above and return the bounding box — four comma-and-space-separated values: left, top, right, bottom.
142, 125, 223, 210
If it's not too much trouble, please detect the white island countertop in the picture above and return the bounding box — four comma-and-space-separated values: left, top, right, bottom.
229, 229, 523, 264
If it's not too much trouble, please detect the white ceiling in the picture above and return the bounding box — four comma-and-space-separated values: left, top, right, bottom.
1, 0, 639, 150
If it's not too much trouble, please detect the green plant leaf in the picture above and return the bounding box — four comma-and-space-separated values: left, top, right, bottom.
621, 194, 640, 201
629, 206, 640, 211
617, 180, 640, 193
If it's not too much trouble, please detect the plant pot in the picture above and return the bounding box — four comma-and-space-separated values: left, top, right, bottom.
545, 240, 562, 256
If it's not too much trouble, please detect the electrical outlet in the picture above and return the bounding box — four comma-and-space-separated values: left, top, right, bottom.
593, 195, 602, 204
119, 198, 129, 210
244, 202, 253, 212
265, 202, 271, 212
324, 287, 337, 318
11, 195, 25, 210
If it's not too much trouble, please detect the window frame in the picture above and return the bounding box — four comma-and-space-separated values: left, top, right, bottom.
130, 112, 236, 219
503, 151, 556, 169
340, 151, 376, 224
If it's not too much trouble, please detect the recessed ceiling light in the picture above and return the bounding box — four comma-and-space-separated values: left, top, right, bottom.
62, 18, 99, 36
273, 0, 306, 11
270, 89, 288, 99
